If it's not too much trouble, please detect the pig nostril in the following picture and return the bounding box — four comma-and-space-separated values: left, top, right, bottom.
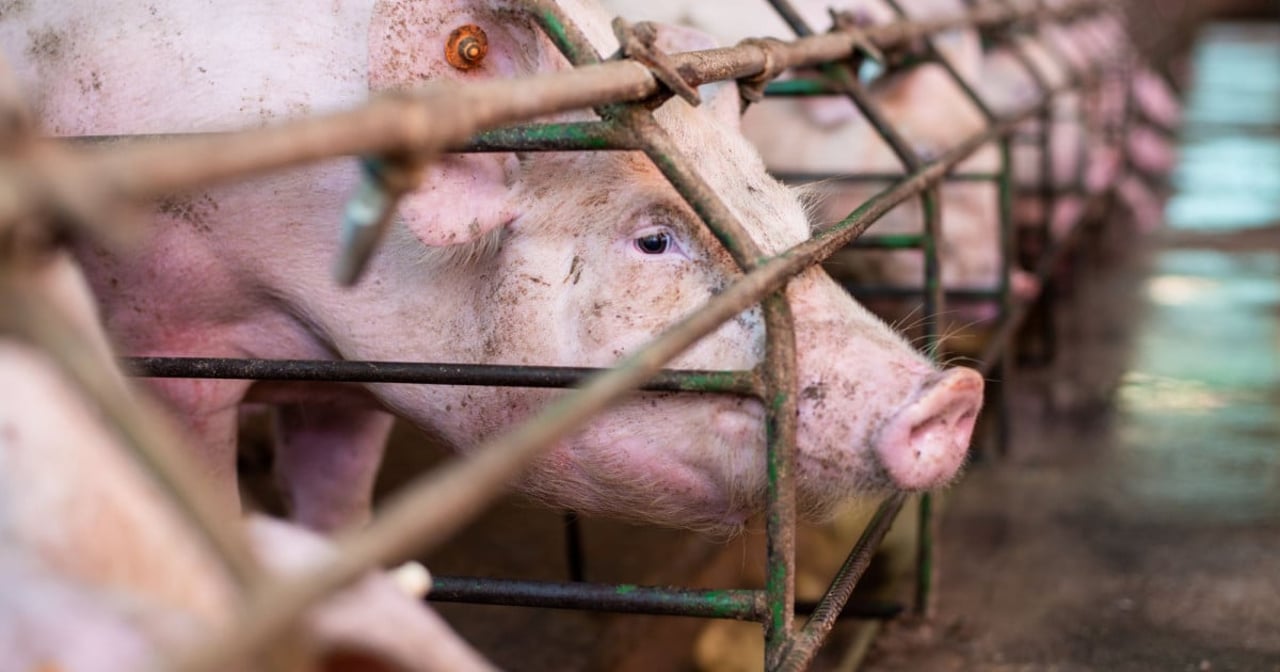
873, 368, 984, 491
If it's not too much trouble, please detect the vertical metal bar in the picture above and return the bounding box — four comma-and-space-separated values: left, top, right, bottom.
772, 493, 907, 672
765, 0, 953, 624
762, 296, 799, 669
765, 0, 815, 38
519, 6, 803, 666
563, 511, 586, 582
995, 137, 1017, 457
914, 189, 942, 617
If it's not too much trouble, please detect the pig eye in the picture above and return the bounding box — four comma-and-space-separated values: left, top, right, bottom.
634, 231, 672, 255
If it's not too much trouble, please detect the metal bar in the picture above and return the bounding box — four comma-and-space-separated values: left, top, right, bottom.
518, 11, 807, 666
773, 493, 907, 672
430, 576, 764, 620
774, 171, 1003, 183
994, 136, 1017, 457
6, 2, 1107, 228
463, 121, 641, 152
762, 295, 799, 667
843, 286, 1001, 302
845, 234, 926, 250
913, 187, 943, 616
427, 577, 903, 620
125, 357, 761, 396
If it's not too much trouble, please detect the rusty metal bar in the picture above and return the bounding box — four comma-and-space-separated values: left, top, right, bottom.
125, 357, 761, 396
5, 1, 1105, 230
427, 576, 904, 620
773, 493, 907, 672
775, 170, 1004, 183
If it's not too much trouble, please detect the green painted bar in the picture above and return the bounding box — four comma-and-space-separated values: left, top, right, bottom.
763, 78, 842, 97
464, 122, 638, 152
851, 234, 926, 250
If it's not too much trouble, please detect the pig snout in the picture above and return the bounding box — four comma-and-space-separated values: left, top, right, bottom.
872, 368, 983, 491
788, 271, 984, 515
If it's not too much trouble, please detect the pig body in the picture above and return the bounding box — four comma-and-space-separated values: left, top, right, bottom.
1, 0, 982, 536
0, 252, 495, 672
971, 11, 1180, 235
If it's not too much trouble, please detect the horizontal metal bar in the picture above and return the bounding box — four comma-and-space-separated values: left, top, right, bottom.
775, 171, 1002, 184
124, 357, 760, 396
427, 576, 905, 621
9, 1, 1107, 236
843, 285, 1003, 302
845, 234, 925, 249
430, 577, 763, 620
462, 121, 641, 152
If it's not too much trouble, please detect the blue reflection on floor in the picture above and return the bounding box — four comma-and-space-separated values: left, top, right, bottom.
1166, 23, 1280, 231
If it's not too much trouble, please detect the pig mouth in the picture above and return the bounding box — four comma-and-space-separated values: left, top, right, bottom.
870, 368, 984, 491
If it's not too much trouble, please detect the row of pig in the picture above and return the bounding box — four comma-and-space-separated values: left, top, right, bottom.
0, 0, 1178, 669
602, 0, 1179, 316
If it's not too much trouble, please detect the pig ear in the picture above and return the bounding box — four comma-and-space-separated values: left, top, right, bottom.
646, 22, 744, 132
369, 1, 574, 247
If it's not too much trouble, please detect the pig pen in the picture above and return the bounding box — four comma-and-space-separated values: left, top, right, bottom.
0, 0, 1165, 669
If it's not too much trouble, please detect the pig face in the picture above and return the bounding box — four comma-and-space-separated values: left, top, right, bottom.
370, 94, 984, 533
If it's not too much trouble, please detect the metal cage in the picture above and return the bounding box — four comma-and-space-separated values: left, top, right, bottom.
0, 0, 1148, 669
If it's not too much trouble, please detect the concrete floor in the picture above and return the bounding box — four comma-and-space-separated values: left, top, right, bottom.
863, 22, 1280, 672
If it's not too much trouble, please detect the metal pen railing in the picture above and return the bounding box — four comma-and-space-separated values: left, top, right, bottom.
0, 0, 1140, 669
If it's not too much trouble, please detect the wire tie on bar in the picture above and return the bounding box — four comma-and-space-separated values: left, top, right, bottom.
737, 37, 790, 105
611, 18, 701, 107
334, 152, 425, 287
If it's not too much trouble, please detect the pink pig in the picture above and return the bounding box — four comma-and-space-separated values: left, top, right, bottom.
1, 0, 983, 536
0, 252, 494, 671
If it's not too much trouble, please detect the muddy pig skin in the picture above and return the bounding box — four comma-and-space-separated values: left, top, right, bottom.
0, 0, 983, 536
0, 252, 495, 672
604, 0, 1019, 313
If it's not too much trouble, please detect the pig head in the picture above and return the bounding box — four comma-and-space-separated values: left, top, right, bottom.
1, 0, 982, 536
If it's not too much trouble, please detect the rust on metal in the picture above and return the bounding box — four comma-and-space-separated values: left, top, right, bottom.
445, 24, 489, 70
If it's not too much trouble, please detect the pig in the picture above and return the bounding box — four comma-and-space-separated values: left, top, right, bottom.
971, 10, 1179, 236
0, 250, 496, 671
0, 0, 983, 537
603, 0, 1019, 317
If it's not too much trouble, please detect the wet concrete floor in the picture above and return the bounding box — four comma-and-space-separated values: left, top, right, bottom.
863, 22, 1280, 672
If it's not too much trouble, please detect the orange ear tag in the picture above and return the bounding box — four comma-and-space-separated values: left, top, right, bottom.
445, 24, 488, 70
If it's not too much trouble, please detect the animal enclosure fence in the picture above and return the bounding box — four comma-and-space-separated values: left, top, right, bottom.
0, 0, 1151, 669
